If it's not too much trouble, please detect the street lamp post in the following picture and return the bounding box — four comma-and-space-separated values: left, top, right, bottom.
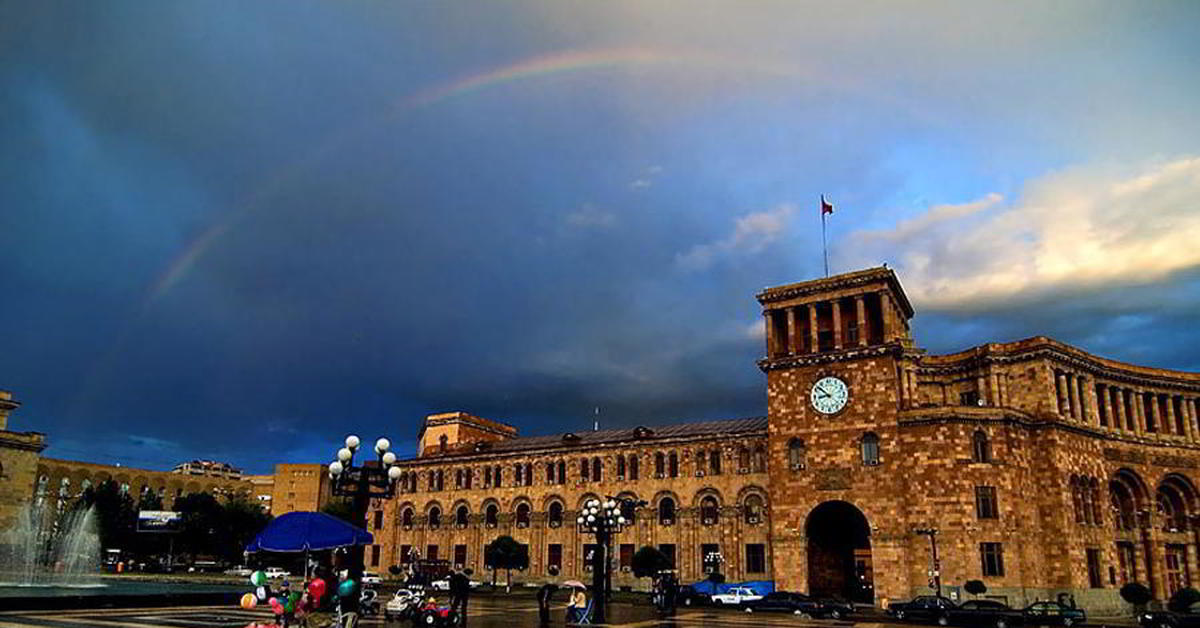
577, 497, 635, 624
328, 435, 403, 575
914, 527, 941, 597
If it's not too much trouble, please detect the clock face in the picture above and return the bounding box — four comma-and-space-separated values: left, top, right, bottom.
810, 376, 849, 415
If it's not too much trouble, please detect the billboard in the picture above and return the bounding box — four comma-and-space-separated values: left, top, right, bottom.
137, 510, 183, 533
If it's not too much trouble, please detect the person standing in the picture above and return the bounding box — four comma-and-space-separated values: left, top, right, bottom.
536, 583, 558, 625
448, 568, 468, 622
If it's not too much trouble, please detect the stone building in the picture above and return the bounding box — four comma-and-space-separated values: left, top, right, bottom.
270, 463, 332, 515
0, 391, 46, 531
369, 267, 1200, 611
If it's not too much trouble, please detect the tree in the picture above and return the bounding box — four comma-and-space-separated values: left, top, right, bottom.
76, 480, 136, 552
321, 499, 360, 526
221, 496, 272, 564
1169, 587, 1200, 613
631, 546, 671, 579
965, 580, 987, 598
1121, 582, 1153, 613
485, 536, 528, 592
707, 572, 726, 585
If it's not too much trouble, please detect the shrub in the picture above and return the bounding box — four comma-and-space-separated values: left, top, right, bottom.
1168, 587, 1200, 613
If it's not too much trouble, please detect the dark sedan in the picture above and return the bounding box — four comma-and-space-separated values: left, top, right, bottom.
1141, 610, 1200, 628
675, 585, 712, 607
745, 591, 854, 619
1023, 601, 1086, 627
945, 599, 1022, 628
889, 595, 959, 623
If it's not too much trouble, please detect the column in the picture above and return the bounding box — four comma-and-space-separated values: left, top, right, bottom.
1112, 387, 1127, 434
808, 304, 819, 354
1180, 397, 1195, 442
990, 372, 1001, 407
786, 308, 798, 356
765, 312, 777, 357
909, 368, 919, 408
899, 364, 910, 408
1056, 372, 1070, 417
880, 291, 893, 341
1084, 376, 1099, 425
855, 296, 867, 347
1165, 395, 1178, 438
1148, 393, 1161, 436
998, 373, 1009, 407
1068, 374, 1081, 421
832, 300, 843, 350
1135, 391, 1147, 434
977, 374, 988, 406
1097, 384, 1109, 428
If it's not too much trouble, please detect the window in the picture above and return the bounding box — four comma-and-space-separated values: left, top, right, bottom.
617, 455, 626, 478
1087, 549, 1103, 588
582, 543, 598, 571
373, 510, 384, 530
629, 455, 639, 480
454, 544, 467, 569
744, 494, 764, 525
847, 320, 860, 344
371, 544, 381, 567
429, 507, 441, 529
659, 544, 676, 568
400, 544, 412, 564
975, 486, 998, 519
619, 499, 635, 522
980, 542, 1004, 576
428, 471, 436, 491
659, 497, 676, 525
700, 496, 719, 525
485, 504, 499, 527
746, 544, 766, 573
455, 505, 469, 527
592, 457, 602, 483
972, 430, 991, 463
427, 544, 438, 561
752, 445, 766, 472
861, 432, 880, 465
546, 462, 556, 484
493, 466, 502, 488
557, 460, 566, 484
620, 544, 635, 571
402, 508, 414, 528
1117, 542, 1135, 584
464, 468, 472, 489
436, 470, 444, 491
696, 451, 706, 475
655, 452, 665, 477
456, 469, 464, 489
525, 463, 532, 486
547, 544, 562, 573
514, 464, 523, 487
961, 390, 980, 406
788, 438, 806, 470
701, 543, 721, 574
581, 459, 590, 482
668, 451, 679, 478
738, 446, 750, 470
516, 503, 531, 527
710, 449, 721, 475
439, 435, 447, 452
548, 502, 564, 527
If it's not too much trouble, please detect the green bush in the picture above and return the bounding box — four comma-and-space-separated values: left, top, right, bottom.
1120, 582, 1153, 606
964, 580, 987, 597
1168, 587, 1200, 613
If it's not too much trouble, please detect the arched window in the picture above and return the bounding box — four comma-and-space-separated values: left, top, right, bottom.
1111, 481, 1137, 531
456, 469, 464, 489
581, 459, 590, 482
548, 502, 564, 527
620, 499, 636, 522
972, 430, 991, 463
493, 466, 502, 488
655, 452, 665, 477
738, 446, 750, 470
668, 451, 679, 478
710, 449, 722, 475
861, 432, 880, 465
436, 470, 445, 491
617, 455, 626, 478
658, 497, 676, 525
752, 444, 766, 473
629, 454, 639, 480
697, 451, 707, 475
402, 507, 414, 528
465, 468, 473, 489
485, 503, 499, 527
456, 505, 469, 527
429, 506, 441, 529
744, 494, 764, 525
788, 438, 806, 470
700, 496, 719, 525
516, 503, 531, 527
592, 457, 602, 482
556, 460, 566, 484
439, 434, 448, 452
546, 462, 556, 484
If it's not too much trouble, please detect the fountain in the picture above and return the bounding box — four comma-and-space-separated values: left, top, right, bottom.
0, 502, 104, 589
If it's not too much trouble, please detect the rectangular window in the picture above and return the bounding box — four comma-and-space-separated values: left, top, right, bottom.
746, 544, 766, 574
371, 544, 381, 567
1117, 542, 1135, 585
455, 544, 467, 569
980, 542, 1004, 577
1167, 544, 1190, 595
960, 390, 980, 406
620, 544, 634, 571
583, 543, 598, 571
701, 544, 720, 574
400, 544, 412, 564
975, 486, 999, 519
659, 544, 676, 569
548, 544, 562, 572
1087, 548, 1103, 588
373, 510, 384, 530
427, 544, 439, 561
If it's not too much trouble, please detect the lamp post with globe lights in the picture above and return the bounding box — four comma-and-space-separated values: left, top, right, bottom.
328, 435, 404, 575
576, 496, 639, 624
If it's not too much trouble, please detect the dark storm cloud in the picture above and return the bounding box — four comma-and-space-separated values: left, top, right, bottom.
2, 1, 1198, 472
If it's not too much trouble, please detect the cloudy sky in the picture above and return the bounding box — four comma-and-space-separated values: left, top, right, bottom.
2, 1, 1198, 473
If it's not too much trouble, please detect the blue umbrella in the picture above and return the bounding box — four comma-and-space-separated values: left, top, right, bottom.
246, 511, 374, 553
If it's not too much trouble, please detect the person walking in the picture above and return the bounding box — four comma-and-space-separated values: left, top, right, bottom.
536, 583, 558, 625
449, 568, 470, 624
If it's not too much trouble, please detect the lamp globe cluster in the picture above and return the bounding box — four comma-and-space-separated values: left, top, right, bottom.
576, 498, 625, 530
328, 434, 404, 483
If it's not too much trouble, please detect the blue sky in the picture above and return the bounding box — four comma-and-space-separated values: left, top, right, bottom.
2, 1, 1198, 473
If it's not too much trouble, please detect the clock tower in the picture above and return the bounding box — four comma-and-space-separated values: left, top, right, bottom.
757, 266, 917, 604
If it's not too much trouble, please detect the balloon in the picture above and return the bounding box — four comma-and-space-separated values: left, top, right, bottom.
240, 593, 257, 609
307, 578, 326, 600
337, 579, 357, 598
256, 585, 268, 600
269, 597, 282, 613
289, 591, 301, 604
250, 571, 267, 586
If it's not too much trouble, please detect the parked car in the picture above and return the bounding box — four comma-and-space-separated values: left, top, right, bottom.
745, 591, 854, 619
1022, 601, 1086, 627
224, 565, 253, 577
888, 595, 958, 623
675, 584, 712, 607
430, 576, 482, 591
362, 571, 382, 585
1141, 609, 1200, 628
264, 567, 291, 579
712, 586, 764, 607
945, 599, 1022, 628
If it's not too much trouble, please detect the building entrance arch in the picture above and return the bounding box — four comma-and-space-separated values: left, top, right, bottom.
805, 500, 873, 603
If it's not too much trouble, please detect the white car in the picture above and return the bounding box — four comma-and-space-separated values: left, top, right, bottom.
431, 577, 482, 590
363, 572, 382, 585
224, 566, 253, 577
712, 586, 763, 606
265, 567, 291, 579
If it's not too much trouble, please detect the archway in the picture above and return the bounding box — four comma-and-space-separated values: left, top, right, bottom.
805, 500, 873, 603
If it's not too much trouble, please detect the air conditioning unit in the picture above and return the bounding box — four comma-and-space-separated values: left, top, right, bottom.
486, 523, 496, 529
549, 521, 560, 528
403, 525, 413, 531
738, 468, 749, 474
791, 463, 806, 470
654, 473, 664, 479
456, 524, 467, 529
748, 517, 760, 524
703, 518, 715, 525
661, 519, 674, 526
865, 460, 880, 466
617, 475, 625, 481
517, 523, 528, 529
695, 471, 705, 477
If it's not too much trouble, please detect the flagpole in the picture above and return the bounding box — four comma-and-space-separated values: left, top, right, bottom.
821, 207, 829, 278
